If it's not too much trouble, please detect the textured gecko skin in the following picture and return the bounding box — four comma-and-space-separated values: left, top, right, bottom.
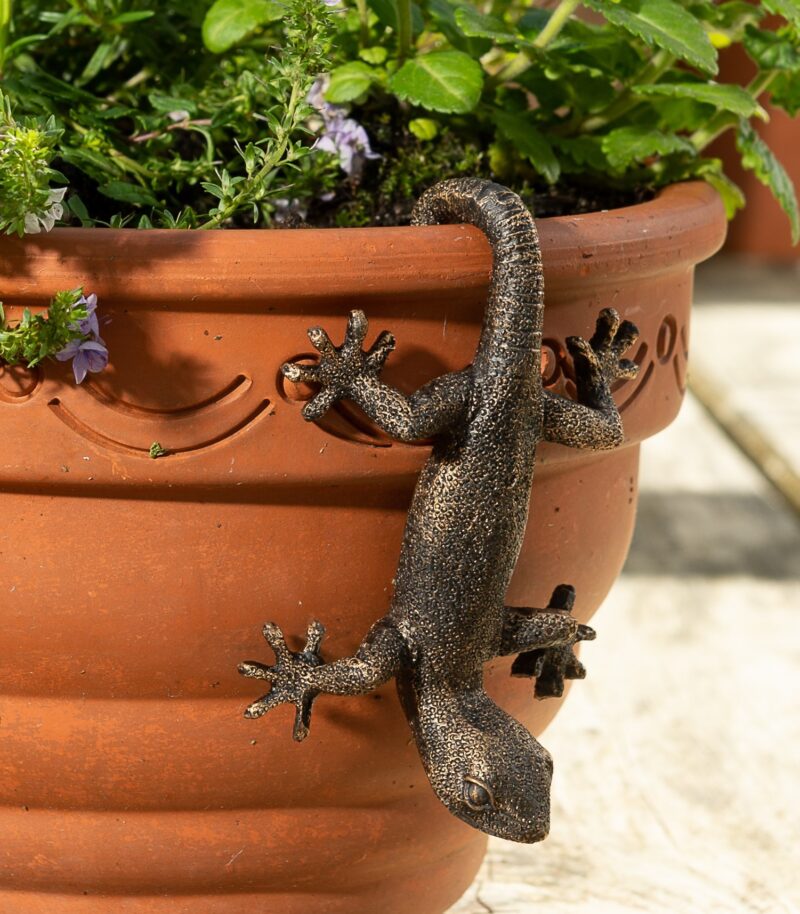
239, 178, 639, 843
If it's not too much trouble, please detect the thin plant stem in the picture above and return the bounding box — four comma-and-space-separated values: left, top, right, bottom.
533, 0, 581, 49
198, 82, 303, 229
396, 0, 413, 62
123, 68, 151, 90
354, 0, 370, 47
0, 0, 13, 74
490, 0, 581, 87
577, 50, 675, 134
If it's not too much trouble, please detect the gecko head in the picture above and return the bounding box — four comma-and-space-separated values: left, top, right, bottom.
418, 689, 553, 843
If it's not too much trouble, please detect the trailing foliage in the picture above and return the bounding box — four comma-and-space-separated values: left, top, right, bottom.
0, 0, 797, 238
0, 289, 108, 382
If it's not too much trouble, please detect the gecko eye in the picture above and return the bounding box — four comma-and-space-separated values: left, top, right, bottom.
463, 776, 495, 812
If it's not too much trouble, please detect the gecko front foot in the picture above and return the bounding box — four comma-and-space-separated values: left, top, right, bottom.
238, 620, 326, 741
281, 309, 395, 422
511, 584, 595, 699
566, 307, 639, 393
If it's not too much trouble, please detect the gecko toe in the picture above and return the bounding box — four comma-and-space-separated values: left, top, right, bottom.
345, 309, 369, 347
547, 583, 576, 612
590, 307, 621, 350
612, 319, 639, 355
282, 361, 320, 384
261, 622, 292, 662
308, 326, 336, 356
243, 691, 283, 719
302, 388, 338, 422
302, 620, 326, 659
292, 692, 318, 742
238, 660, 274, 680
365, 331, 396, 372
564, 654, 587, 680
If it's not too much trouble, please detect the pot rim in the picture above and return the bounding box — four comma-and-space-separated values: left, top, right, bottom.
1, 181, 726, 307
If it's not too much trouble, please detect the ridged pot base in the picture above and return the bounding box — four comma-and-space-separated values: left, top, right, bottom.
0, 838, 485, 914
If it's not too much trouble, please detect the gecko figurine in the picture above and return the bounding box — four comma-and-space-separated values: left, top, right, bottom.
239, 177, 639, 843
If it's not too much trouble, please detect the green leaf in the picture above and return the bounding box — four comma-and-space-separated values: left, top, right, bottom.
66, 194, 92, 227
409, 117, 439, 140
326, 62, 375, 103
601, 126, 695, 170
78, 39, 124, 84
736, 120, 799, 244
111, 11, 156, 24
548, 64, 616, 111
761, 0, 800, 27
743, 25, 800, 71
11, 71, 100, 105
771, 70, 800, 116
201, 182, 225, 200
98, 182, 158, 207
389, 51, 483, 114
583, 0, 717, 74
59, 148, 118, 180
702, 170, 746, 220
148, 93, 199, 116
426, 0, 491, 55
633, 82, 767, 119
367, 0, 424, 34
359, 47, 388, 64
2, 34, 49, 59
553, 136, 609, 173
202, 0, 285, 53
494, 111, 560, 183
454, 7, 519, 43
708, 0, 762, 30
517, 8, 552, 36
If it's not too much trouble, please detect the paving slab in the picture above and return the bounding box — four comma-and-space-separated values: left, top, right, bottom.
447, 393, 800, 914
689, 258, 800, 511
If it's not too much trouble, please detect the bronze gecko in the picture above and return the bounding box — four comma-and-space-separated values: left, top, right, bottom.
239, 178, 638, 843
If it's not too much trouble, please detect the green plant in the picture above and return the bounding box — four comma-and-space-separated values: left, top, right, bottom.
0, 289, 108, 381
0, 0, 797, 237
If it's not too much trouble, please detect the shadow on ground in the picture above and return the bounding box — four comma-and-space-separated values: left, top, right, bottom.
624, 491, 800, 580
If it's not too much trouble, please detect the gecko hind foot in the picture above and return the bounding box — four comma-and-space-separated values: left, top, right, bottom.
238, 620, 326, 741
566, 307, 640, 392
511, 584, 595, 699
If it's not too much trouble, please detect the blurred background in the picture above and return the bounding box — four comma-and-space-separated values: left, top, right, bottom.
449, 101, 800, 914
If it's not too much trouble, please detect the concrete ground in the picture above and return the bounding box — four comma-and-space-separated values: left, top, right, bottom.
448, 259, 800, 914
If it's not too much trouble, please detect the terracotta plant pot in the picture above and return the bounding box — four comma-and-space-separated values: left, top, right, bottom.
0, 181, 725, 914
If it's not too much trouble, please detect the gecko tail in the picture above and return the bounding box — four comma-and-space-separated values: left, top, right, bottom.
411, 178, 544, 380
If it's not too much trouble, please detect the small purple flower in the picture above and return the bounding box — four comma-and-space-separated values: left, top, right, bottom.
69, 293, 100, 338
24, 187, 67, 234
271, 197, 309, 225
307, 77, 380, 179
56, 338, 109, 384
307, 76, 343, 122
316, 119, 380, 178
57, 291, 109, 384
